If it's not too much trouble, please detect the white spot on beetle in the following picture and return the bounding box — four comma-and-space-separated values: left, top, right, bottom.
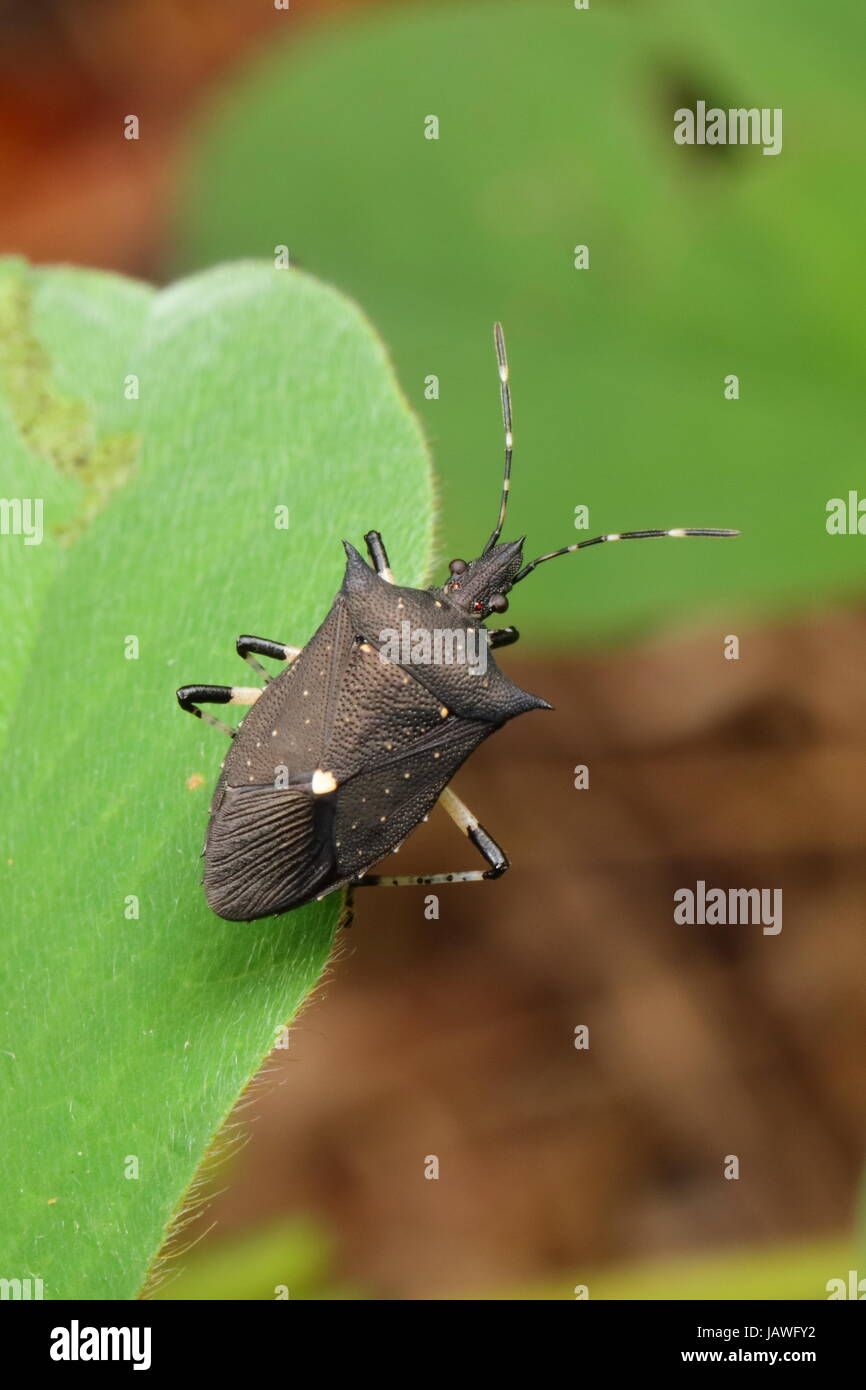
311, 769, 338, 794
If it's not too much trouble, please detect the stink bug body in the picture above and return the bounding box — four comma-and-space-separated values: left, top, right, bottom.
177, 325, 737, 922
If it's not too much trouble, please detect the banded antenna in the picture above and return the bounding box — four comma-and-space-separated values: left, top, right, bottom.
480, 321, 739, 576
482, 321, 513, 554
511, 527, 739, 586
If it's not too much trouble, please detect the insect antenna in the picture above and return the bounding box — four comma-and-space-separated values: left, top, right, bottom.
510, 527, 739, 585
482, 321, 513, 554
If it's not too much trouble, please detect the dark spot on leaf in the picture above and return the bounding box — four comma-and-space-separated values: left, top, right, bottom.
0, 272, 140, 544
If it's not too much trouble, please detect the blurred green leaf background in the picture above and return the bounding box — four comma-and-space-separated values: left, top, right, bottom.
176, 0, 866, 642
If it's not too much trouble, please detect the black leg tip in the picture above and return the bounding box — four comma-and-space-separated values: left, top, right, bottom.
483, 861, 510, 880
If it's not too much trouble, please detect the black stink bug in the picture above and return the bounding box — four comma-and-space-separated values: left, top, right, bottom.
177, 324, 737, 922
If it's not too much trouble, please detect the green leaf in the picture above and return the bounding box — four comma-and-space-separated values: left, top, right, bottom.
176, 0, 866, 642
1, 261, 433, 1299
0, 259, 152, 740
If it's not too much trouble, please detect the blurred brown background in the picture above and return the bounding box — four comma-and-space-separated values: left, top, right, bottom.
204, 618, 866, 1297
3, 0, 863, 1299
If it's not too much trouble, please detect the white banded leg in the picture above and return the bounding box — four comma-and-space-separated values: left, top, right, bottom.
237, 634, 301, 683
354, 785, 509, 888
176, 684, 262, 738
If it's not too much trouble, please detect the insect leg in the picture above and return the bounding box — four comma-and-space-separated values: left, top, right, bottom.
438, 785, 509, 877
488, 626, 520, 650
338, 885, 355, 930
353, 786, 509, 888
363, 530, 395, 583
236, 634, 301, 682
176, 684, 262, 738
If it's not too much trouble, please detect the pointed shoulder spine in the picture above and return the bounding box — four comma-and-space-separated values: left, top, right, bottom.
341, 540, 376, 594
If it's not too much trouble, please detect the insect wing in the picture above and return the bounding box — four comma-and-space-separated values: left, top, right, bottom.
204, 783, 335, 920
203, 599, 357, 918
333, 709, 493, 879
